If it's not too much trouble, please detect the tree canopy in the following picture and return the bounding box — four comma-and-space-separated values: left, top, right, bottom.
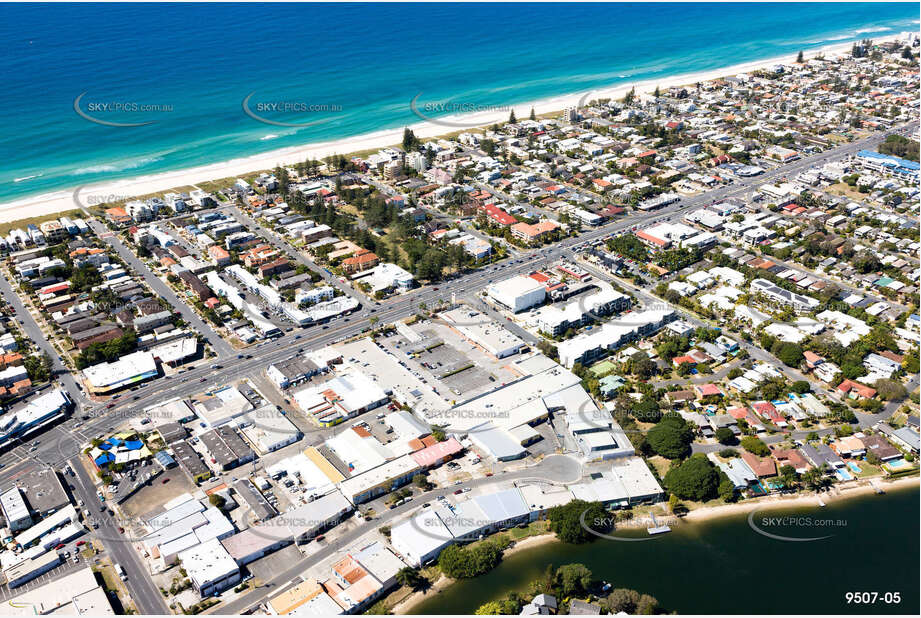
646, 415, 694, 459
664, 454, 721, 501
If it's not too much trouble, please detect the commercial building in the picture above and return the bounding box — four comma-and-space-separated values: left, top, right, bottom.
293, 371, 389, 427
487, 275, 547, 312
4, 551, 61, 588
266, 356, 321, 389
441, 307, 526, 358
239, 405, 303, 454
267, 579, 343, 615
177, 538, 241, 598
199, 427, 256, 471
4, 566, 114, 615
82, 350, 158, 395
0, 487, 31, 531
336, 454, 421, 505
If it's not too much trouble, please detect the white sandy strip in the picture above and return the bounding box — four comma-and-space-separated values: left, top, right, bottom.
0, 33, 905, 224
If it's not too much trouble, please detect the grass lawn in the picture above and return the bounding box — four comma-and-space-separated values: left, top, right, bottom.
647, 455, 671, 479
854, 460, 882, 478
825, 181, 868, 202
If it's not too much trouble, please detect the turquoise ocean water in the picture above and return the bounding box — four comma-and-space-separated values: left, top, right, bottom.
1, 2, 917, 203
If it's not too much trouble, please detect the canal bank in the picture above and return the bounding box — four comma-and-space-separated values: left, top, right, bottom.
408, 482, 919, 615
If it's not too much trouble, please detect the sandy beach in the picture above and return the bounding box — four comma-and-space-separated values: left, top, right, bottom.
681, 474, 920, 525
0, 33, 905, 225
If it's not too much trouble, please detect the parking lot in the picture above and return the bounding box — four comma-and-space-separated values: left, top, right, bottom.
0, 543, 90, 602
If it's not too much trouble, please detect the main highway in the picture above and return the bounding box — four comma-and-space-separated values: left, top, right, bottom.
0, 123, 911, 614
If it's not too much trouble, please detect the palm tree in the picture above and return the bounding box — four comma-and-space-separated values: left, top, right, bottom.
396, 567, 422, 590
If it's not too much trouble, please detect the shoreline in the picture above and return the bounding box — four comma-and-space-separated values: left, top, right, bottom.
391, 533, 558, 615
394, 474, 918, 614
681, 474, 920, 525
0, 31, 906, 225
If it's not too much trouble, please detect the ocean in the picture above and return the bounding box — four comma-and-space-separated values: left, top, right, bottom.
1, 2, 917, 204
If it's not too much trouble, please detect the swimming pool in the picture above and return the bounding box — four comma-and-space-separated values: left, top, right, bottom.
835, 468, 854, 481
886, 458, 908, 469
847, 461, 861, 474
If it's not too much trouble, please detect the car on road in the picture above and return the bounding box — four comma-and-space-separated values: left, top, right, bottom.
200, 377, 207, 382
162, 478, 170, 484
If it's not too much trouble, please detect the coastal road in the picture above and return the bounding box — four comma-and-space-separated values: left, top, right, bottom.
212, 454, 582, 615
86, 218, 234, 357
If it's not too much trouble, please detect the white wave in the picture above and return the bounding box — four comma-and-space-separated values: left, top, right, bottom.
13, 173, 43, 183
855, 26, 891, 34
73, 156, 164, 175
260, 134, 280, 141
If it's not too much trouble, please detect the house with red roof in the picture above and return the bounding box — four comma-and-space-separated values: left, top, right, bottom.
751, 401, 787, 427
740, 451, 777, 478
803, 351, 824, 369
771, 447, 810, 474
837, 379, 876, 400
694, 383, 723, 399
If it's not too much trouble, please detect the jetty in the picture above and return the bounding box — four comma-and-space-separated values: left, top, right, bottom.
647, 513, 671, 535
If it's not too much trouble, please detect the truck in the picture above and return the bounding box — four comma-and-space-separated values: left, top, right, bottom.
114, 563, 127, 581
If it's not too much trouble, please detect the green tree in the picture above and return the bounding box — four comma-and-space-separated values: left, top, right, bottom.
555, 563, 593, 597
604, 588, 641, 614
740, 436, 770, 457
664, 455, 721, 501
796, 50, 804, 63
395, 567, 423, 590
547, 500, 610, 544
715, 427, 735, 445
647, 415, 694, 459
437, 541, 504, 579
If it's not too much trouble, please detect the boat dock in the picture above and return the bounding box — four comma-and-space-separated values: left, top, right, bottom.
647, 513, 671, 535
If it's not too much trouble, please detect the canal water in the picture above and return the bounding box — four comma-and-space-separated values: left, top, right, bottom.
412, 485, 919, 614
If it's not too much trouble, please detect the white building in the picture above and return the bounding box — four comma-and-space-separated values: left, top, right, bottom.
177, 538, 240, 598
487, 275, 546, 312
